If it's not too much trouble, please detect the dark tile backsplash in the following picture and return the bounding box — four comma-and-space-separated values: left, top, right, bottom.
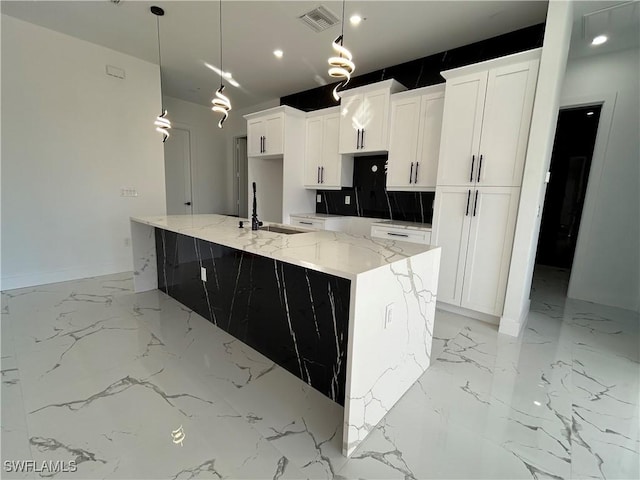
316, 155, 435, 224
282, 24, 545, 112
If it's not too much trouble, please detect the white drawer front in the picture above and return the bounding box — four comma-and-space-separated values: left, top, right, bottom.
370, 226, 432, 245
290, 217, 324, 230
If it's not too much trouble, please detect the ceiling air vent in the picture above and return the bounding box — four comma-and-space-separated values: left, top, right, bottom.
299, 6, 340, 33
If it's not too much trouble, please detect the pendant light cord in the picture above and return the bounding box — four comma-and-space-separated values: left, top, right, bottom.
340, 0, 345, 45
219, 0, 223, 88
156, 15, 164, 110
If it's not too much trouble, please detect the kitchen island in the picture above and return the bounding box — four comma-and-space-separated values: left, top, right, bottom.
130, 214, 440, 456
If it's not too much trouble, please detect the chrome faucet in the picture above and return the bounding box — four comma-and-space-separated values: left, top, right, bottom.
251, 182, 263, 231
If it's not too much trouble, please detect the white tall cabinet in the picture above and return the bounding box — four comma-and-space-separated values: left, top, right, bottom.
386, 85, 445, 190
304, 107, 353, 189
432, 49, 541, 319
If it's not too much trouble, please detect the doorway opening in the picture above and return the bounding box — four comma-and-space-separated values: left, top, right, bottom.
532, 104, 602, 299
234, 136, 248, 218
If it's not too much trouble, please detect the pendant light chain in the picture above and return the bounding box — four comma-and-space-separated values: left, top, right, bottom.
327, 0, 355, 101
211, 0, 231, 128
152, 6, 171, 142
156, 15, 164, 110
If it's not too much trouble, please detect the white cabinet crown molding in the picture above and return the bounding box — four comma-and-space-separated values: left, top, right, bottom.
243, 104, 305, 120
390, 83, 445, 101
440, 48, 542, 80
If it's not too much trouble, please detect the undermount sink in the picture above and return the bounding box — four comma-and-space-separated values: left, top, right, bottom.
259, 225, 306, 235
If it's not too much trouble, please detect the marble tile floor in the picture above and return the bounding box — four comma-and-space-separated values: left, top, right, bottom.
1, 267, 638, 479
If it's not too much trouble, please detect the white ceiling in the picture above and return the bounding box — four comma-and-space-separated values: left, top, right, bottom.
3, 1, 638, 110
2, 1, 551, 109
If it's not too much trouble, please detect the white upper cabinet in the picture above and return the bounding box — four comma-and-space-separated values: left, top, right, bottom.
338, 80, 406, 155
246, 109, 284, 157
437, 50, 540, 187
304, 108, 352, 190
387, 85, 445, 191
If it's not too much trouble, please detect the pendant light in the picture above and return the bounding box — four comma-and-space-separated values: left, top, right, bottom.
211, 0, 231, 128
327, 0, 355, 102
151, 6, 171, 142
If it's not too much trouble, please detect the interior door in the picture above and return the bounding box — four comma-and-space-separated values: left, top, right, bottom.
235, 137, 248, 218
164, 127, 193, 214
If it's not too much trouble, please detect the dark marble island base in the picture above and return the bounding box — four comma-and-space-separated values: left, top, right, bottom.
155, 228, 351, 405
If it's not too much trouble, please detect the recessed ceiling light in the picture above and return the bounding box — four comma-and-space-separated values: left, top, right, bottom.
592, 35, 608, 46
587, 111, 594, 116
273, 49, 284, 58
533, 401, 542, 406
350, 14, 362, 26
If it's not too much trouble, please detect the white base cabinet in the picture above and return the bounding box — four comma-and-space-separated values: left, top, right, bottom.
386, 85, 445, 191
432, 186, 520, 316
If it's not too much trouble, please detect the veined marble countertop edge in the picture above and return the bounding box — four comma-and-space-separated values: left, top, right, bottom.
131, 214, 439, 281
290, 213, 432, 231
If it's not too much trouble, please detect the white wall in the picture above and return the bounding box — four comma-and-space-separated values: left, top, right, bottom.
163, 96, 227, 214
500, 1, 573, 336
1, 15, 166, 290
563, 47, 640, 312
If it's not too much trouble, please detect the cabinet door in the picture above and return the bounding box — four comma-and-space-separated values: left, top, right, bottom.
360, 89, 389, 152
476, 61, 539, 186
264, 114, 284, 155
339, 94, 364, 154
437, 71, 487, 186
320, 113, 342, 188
304, 117, 323, 187
247, 119, 265, 156
431, 187, 473, 305
386, 96, 421, 189
415, 93, 445, 188
461, 187, 520, 315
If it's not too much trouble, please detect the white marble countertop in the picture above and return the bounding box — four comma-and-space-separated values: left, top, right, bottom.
131, 214, 438, 280
291, 213, 432, 231
371, 220, 433, 231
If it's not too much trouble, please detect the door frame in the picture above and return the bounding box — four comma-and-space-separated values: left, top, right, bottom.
165, 121, 196, 214
233, 135, 248, 217
557, 92, 616, 298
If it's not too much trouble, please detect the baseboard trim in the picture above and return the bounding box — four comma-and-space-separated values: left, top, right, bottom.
498, 299, 531, 337
1, 263, 130, 291
436, 301, 500, 325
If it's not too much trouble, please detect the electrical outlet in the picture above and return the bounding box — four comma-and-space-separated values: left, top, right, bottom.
384, 303, 394, 328
316, 194, 322, 203
345, 196, 351, 205
200, 267, 207, 282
